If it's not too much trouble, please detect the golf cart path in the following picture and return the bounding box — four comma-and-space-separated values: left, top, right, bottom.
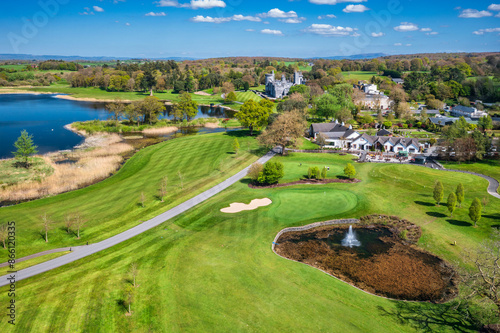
0, 150, 276, 287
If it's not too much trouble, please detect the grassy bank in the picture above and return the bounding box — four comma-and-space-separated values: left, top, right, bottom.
0, 152, 498, 332
0, 157, 53, 187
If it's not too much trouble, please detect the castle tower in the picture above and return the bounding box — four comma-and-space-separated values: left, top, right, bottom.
265, 71, 275, 85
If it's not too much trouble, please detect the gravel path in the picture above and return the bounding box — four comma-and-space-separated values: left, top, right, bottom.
0, 150, 276, 287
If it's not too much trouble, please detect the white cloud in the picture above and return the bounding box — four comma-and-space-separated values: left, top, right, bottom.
261, 29, 284, 36
125, 22, 131, 26
459, 9, 493, 18
420, 28, 432, 32
318, 14, 336, 19
93, 6, 104, 12
426, 31, 439, 35
191, 14, 261, 23
156, 0, 226, 9
343, 4, 369, 13
245, 29, 255, 32
473, 27, 500, 35
259, 8, 298, 18
145, 12, 167, 16
371, 32, 384, 37
488, 4, 500, 11
303, 24, 357, 36
394, 43, 402, 46
279, 17, 306, 23
394, 22, 419, 32
309, 0, 366, 5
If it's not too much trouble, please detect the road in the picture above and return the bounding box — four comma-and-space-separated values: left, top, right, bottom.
0, 150, 276, 287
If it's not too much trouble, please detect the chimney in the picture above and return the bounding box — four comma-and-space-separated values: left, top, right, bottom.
349, 124, 352, 130
341, 122, 345, 126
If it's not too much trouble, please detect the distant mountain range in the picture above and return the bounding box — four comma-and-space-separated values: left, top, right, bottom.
0, 54, 197, 62
312, 53, 388, 60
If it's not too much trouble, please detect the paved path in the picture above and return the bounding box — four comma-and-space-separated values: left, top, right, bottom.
0, 247, 83, 268
441, 168, 500, 199
0, 150, 276, 287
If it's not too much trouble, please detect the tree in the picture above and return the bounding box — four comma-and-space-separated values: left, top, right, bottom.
478, 116, 493, 133
433, 180, 444, 206
456, 183, 465, 208
315, 93, 338, 119
316, 133, 327, 150
236, 100, 272, 136
175, 92, 198, 121
158, 176, 168, 203
140, 192, 146, 208
125, 284, 135, 315
134, 96, 166, 124
64, 213, 73, 234
257, 161, 284, 185
73, 213, 87, 239
40, 213, 52, 243
321, 167, 328, 180
232, 138, 240, 154
344, 163, 356, 179
130, 262, 139, 288
447, 192, 457, 217
106, 100, 125, 124
257, 111, 307, 155
469, 198, 482, 227
13, 130, 38, 168
459, 231, 500, 322
178, 171, 184, 189
225, 91, 237, 103
247, 162, 263, 184
0, 224, 8, 249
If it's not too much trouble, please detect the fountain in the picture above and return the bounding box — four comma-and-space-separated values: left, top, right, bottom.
341, 225, 361, 248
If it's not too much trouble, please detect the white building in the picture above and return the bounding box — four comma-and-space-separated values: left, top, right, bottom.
450, 105, 488, 119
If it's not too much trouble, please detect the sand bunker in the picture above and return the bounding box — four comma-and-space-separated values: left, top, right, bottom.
194, 91, 212, 96
221, 198, 272, 213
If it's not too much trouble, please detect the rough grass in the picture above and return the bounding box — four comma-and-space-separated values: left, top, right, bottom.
0, 157, 53, 187
0, 132, 262, 258
0, 134, 134, 203
1, 152, 497, 332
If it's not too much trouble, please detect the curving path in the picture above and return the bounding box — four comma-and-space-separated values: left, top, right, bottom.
441, 167, 500, 199
0, 150, 277, 287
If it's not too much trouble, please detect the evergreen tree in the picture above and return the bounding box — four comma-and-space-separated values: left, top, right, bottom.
13, 130, 38, 168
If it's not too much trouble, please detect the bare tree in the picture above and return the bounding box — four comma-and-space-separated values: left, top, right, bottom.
40, 213, 53, 243
125, 284, 135, 315
178, 171, 184, 189
140, 192, 146, 208
316, 133, 327, 150
64, 213, 73, 234
257, 111, 308, 155
159, 176, 168, 203
0, 224, 8, 249
130, 262, 139, 288
73, 213, 88, 239
459, 231, 500, 321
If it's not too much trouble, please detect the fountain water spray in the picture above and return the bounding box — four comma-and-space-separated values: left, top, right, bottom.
341, 225, 361, 248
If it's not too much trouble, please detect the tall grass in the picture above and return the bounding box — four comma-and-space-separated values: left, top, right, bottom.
0, 135, 133, 203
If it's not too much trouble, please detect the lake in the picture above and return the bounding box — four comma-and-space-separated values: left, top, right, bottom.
0, 94, 235, 159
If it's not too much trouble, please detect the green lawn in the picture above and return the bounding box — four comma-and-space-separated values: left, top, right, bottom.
440, 159, 500, 194
0, 132, 262, 258
3, 83, 226, 105
235, 91, 262, 103
343, 71, 381, 81
283, 61, 312, 72
0, 151, 498, 332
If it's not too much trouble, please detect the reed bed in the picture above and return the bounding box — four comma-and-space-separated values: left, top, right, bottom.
0, 134, 133, 203
142, 126, 178, 136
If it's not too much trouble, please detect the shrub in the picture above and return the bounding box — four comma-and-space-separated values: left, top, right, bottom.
399, 229, 408, 240
247, 162, 263, 183
257, 161, 284, 185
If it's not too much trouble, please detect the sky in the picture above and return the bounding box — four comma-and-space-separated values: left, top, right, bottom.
0, 0, 499, 59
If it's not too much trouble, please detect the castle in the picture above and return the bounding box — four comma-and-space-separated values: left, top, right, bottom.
265, 71, 305, 99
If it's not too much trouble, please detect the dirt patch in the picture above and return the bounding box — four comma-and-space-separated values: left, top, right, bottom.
204, 122, 219, 129
275, 223, 457, 302
221, 198, 272, 213
249, 178, 360, 189
142, 127, 178, 136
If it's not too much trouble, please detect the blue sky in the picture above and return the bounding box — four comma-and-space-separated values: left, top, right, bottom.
0, 0, 499, 59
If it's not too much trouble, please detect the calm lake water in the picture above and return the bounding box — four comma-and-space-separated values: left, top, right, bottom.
0, 94, 235, 159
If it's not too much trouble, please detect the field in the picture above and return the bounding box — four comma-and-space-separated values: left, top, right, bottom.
0, 147, 499, 332
235, 91, 262, 103
0, 132, 262, 258
441, 159, 500, 194
283, 61, 313, 72
342, 71, 381, 81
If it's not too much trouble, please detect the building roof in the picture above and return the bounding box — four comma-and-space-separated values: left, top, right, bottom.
452, 105, 476, 113
428, 117, 478, 126
414, 109, 440, 115
376, 129, 392, 136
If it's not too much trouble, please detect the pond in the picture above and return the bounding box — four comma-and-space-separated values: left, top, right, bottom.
0, 94, 236, 158
275, 224, 458, 302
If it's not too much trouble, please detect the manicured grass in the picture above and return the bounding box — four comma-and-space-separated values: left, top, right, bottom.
343, 71, 381, 81
5, 83, 226, 104
440, 159, 500, 194
0, 132, 262, 258
235, 91, 262, 103
1, 152, 497, 331
283, 61, 312, 72
0, 251, 69, 276
296, 137, 319, 150
0, 157, 53, 186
